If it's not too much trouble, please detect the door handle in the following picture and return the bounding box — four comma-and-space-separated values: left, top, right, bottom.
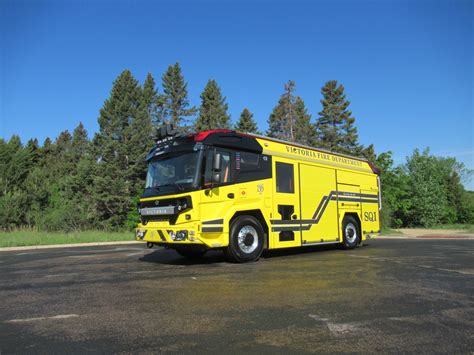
227, 193, 235, 199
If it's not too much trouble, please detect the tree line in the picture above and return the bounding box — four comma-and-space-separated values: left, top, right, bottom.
1, 63, 472, 231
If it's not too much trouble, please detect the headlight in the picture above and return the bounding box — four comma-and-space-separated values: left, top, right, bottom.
169, 230, 190, 241
175, 230, 188, 241
177, 202, 188, 211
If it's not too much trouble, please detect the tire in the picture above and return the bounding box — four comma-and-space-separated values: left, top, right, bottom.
224, 216, 265, 263
341, 215, 360, 249
174, 245, 207, 259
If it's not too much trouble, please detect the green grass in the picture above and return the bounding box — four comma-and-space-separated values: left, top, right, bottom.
0, 230, 134, 248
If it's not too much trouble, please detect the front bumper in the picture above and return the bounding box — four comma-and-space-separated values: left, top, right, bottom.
136, 226, 199, 244
364, 230, 381, 240
135, 223, 228, 248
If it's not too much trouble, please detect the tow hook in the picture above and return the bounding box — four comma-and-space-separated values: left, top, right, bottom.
146, 242, 154, 249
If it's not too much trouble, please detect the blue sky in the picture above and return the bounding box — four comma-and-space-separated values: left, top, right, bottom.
1, 0, 473, 188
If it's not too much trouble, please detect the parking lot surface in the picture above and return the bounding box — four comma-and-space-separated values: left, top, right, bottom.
0, 239, 473, 353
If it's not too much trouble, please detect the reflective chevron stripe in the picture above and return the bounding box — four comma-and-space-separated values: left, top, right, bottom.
271, 191, 378, 232
202, 219, 224, 233
202, 219, 224, 225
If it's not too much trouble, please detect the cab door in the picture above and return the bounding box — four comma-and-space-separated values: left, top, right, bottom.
299, 164, 339, 244
200, 148, 235, 234
270, 160, 302, 249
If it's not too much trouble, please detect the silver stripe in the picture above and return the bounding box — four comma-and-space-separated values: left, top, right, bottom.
302, 241, 340, 246
140, 206, 176, 216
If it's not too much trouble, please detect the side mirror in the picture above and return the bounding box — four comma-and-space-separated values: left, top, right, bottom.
213, 153, 222, 172
212, 172, 221, 184
205, 151, 222, 189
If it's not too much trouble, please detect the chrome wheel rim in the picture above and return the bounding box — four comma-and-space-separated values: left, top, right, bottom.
237, 225, 258, 254
345, 223, 357, 244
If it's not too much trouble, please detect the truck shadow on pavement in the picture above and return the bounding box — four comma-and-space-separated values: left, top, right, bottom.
138, 243, 366, 266
262, 243, 374, 260
139, 249, 227, 265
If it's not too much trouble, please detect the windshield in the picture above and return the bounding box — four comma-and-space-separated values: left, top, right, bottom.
146, 151, 200, 190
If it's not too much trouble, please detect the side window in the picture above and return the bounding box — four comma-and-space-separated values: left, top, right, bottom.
220, 152, 231, 183
234, 151, 272, 183
204, 149, 231, 185
276, 162, 294, 193
239, 151, 259, 170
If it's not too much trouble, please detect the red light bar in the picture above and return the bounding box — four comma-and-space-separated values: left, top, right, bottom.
193, 130, 234, 141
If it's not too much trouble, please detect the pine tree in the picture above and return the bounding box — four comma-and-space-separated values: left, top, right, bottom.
268, 81, 298, 141
0, 136, 35, 229
267, 81, 295, 141
71, 123, 89, 159
92, 69, 144, 228
316, 80, 361, 154
127, 84, 154, 196
55, 130, 72, 156
26, 138, 39, 151
364, 144, 376, 162
39, 137, 55, 168
267, 81, 317, 145
293, 97, 316, 146
52, 130, 76, 178
194, 79, 231, 131
72, 146, 96, 230
235, 108, 260, 134
0, 136, 33, 195
267, 104, 286, 140
46, 124, 94, 231
142, 73, 162, 127
70, 123, 91, 192
26, 138, 40, 165
161, 63, 196, 130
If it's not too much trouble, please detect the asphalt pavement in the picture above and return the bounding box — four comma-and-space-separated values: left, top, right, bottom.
0, 239, 473, 353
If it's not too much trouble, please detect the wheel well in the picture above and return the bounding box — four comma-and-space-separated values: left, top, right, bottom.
342, 212, 362, 237
230, 210, 269, 249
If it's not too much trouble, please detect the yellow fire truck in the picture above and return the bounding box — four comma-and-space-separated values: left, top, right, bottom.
136, 125, 381, 262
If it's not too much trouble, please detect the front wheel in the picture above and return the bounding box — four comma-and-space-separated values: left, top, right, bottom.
341, 216, 360, 249
225, 216, 264, 263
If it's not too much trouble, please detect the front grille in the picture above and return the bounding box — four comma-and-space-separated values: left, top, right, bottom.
139, 196, 192, 225
140, 196, 192, 210
140, 214, 176, 225
143, 215, 170, 223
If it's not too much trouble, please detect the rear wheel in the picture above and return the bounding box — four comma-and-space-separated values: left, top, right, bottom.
225, 216, 264, 263
174, 245, 207, 259
341, 215, 360, 249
